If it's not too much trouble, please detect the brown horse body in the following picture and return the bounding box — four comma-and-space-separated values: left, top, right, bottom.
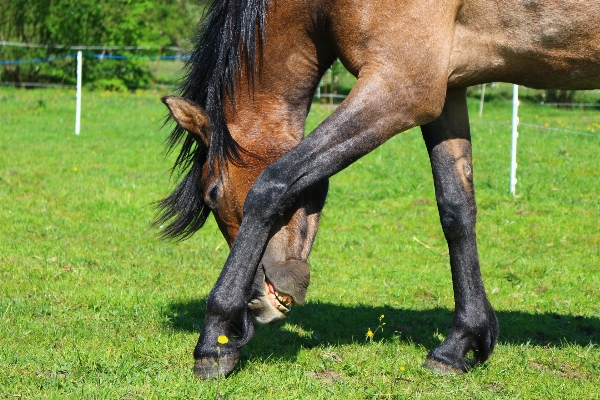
159, 0, 600, 378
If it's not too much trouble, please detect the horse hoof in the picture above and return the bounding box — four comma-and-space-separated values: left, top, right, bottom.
422, 358, 464, 375
193, 353, 239, 380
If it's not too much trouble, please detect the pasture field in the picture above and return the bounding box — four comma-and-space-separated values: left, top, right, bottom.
0, 86, 598, 398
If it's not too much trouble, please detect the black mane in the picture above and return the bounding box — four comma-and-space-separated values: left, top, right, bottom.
154, 0, 268, 241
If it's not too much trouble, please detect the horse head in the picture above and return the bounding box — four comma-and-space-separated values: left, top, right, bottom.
161, 96, 327, 325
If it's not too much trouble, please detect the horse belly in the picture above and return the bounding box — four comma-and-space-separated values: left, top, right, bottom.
448, 0, 600, 90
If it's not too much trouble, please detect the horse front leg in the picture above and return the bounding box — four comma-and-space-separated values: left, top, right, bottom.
192, 231, 265, 378
192, 180, 327, 379
420, 88, 498, 373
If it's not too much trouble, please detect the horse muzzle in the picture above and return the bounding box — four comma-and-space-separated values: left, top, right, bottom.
248, 253, 310, 324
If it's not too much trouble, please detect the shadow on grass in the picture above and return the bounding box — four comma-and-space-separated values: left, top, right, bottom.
165, 299, 599, 364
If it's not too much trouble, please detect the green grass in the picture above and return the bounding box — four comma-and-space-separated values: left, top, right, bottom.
0, 86, 598, 398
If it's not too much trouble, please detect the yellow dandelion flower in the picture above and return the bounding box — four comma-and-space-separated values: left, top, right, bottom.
217, 335, 229, 345
366, 328, 374, 339
400, 366, 405, 372
380, 314, 385, 320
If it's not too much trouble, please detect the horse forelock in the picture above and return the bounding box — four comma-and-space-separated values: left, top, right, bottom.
157, 0, 268, 240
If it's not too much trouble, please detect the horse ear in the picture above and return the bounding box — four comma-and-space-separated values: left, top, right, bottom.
161, 96, 211, 148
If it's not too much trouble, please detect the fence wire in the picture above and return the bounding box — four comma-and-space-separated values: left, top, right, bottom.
1, 52, 599, 140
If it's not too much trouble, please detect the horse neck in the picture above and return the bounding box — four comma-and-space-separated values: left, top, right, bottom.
224, 89, 309, 157
225, 2, 334, 158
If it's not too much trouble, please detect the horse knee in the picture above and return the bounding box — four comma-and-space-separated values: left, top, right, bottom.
243, 166, 289, 223
431, 148, 477, 243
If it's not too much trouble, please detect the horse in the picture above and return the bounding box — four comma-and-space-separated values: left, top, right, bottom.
156, 0, 600, 379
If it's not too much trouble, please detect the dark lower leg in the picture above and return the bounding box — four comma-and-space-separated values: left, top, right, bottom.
421, 89, 497, 372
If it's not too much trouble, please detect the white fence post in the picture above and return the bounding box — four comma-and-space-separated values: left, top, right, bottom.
75, 51, 82, 135
479, 83, 486, 117
510, 84, 519, 195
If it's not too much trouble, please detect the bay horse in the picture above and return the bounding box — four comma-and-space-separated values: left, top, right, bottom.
156, 0, 600, 379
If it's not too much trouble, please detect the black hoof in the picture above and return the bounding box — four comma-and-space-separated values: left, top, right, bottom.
193, 353, 239, 380
423, 315, 498, 374
422, 357, 464, 375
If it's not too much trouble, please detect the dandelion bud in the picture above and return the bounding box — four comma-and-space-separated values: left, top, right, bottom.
217, 335, 229, 345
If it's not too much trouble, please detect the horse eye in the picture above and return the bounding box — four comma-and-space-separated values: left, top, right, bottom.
209, 185, 219, 203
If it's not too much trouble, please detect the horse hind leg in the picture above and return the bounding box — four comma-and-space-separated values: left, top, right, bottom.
420, 88, 498, 373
